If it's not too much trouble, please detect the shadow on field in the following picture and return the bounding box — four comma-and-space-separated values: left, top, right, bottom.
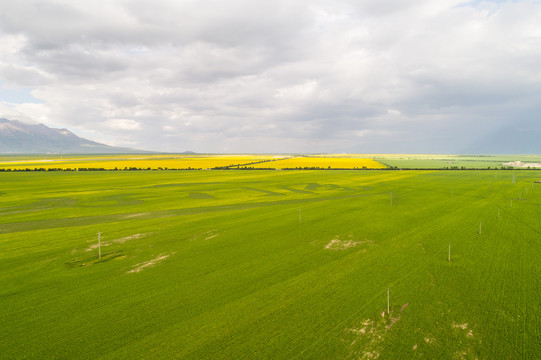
65, 251, 125, 268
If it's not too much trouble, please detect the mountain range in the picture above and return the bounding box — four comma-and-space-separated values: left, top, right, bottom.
0, 118, 145, 154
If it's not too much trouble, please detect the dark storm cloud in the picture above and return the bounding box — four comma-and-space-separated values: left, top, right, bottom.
0, 0, 540, 153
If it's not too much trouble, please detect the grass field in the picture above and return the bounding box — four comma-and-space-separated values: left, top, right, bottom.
374, 154, 541, 169
1, 170, 540, 359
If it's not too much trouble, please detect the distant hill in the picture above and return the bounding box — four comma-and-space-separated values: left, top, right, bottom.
0, 118, 147, 154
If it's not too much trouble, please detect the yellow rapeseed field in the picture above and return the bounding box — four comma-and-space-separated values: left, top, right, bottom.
246, 156, 386, 169
0, 155, 284, 170
0, 154, 385, 170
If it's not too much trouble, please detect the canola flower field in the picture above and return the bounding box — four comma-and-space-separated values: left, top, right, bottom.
0, 154, 385, 170
0, 154, 281, 170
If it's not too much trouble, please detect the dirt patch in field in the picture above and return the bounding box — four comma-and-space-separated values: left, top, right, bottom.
325, 235, 372, 250
325, 238, 358, 250
190, 230, 219, 241
85, 233, 146, 251
502, 161, 541, 168
86, 242, 110, 252
344, 303, 409, 359
452, 321, 476, 339
387, 303, 409, 330
452, 322, 468, 330
127, 253, 171, 273
124, 212, 149, 218
451, 321, 479, 358
202, 230, 219, 240
113, 233, 146, 243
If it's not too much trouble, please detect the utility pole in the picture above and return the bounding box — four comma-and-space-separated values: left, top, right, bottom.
387, 288, 390, 314
98, 231, 102, 259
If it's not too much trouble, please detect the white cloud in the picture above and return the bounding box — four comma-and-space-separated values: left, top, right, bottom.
0, 0, 540, 153
387, 109, 401, 116
0, 102, 50, 124
102, 118, 141, 130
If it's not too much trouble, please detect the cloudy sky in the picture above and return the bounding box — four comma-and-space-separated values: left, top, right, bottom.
0, 0, 540, 153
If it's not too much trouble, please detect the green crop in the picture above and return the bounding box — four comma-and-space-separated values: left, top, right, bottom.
1, 170, 539, 359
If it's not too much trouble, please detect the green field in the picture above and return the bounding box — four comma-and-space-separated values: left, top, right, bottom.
1, 170, 540, 359
375, 155, 541, 169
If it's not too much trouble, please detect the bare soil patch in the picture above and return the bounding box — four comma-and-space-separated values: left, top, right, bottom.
85, 233, 146, 251
452, 322, 468, 330
124, 212, 149, 218
344, 303, 409, 359
502, 161, 541, 168
190, 230, 219, 241
114, 233, 146, 243
127, 253, 171, 273
325, 235, 371, 250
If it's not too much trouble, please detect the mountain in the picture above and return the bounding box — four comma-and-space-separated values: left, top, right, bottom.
0, 118, 147, 154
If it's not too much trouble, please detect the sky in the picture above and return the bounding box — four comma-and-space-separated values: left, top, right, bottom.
0, 0, 540, 154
